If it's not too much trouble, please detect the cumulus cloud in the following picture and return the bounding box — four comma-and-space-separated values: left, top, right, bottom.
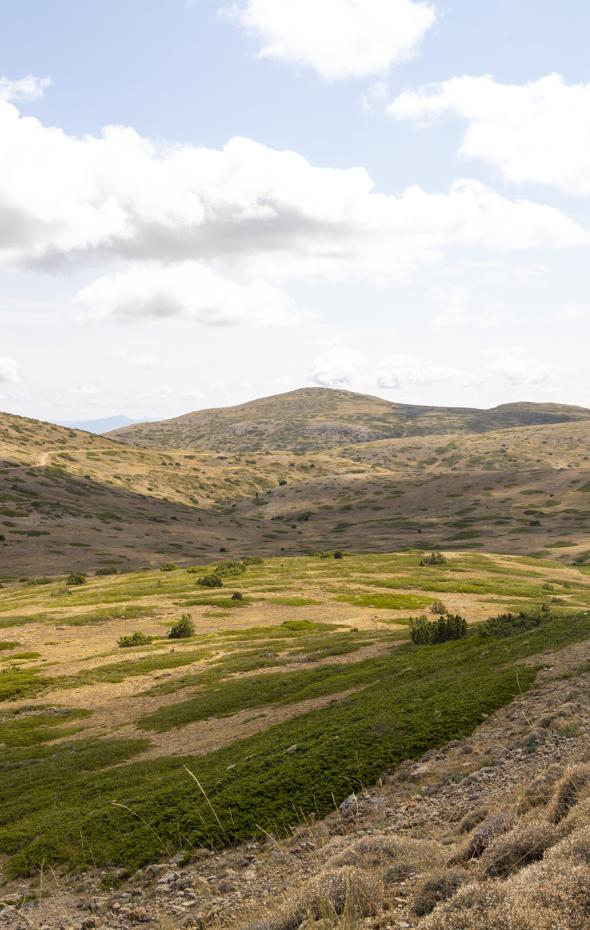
376, 353, 465, 389
224, 0, 436, 81
0, 74, 50, 102
75, 261, 299, 324
486, 350, 551, 386
0, 101, 586, 281
389, 73, 590, 194
554, 304, 590, 322
309, 347, 365, 387
0, 358, 20, 383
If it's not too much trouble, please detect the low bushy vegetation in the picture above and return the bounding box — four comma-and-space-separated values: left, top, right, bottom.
168, 613, 195, 640
410, 614, 468, 645
118, 631, 154, 648
197, 574, 224, 588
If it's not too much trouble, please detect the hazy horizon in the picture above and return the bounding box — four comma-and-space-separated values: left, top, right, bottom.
2, 1, 590, 422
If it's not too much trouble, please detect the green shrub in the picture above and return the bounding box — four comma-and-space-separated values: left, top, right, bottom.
430, 600, 447, 616
333, 550, 344, 560
410, 614, 468, 645
231, 592, 244, 601
66, 572, 87, 586
168, 614, 195, 640
197, 574, 224, 588
480, 604, 554, 638
95, 567, 118, 576
118, 631, 154, 648
214, 560, 246, 577
420, 552, 447, 566
160, 563, 179, 572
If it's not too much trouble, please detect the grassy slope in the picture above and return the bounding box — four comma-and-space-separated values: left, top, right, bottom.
1, 551, 590, 875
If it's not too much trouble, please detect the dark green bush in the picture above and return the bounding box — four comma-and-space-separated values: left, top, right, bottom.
231, 592, 243, 601
118, 632, 154, 648
214, 560, 246, 577
168, 614, 195, 640
410, 614, 468, 645
480, 604, 553, 638
420, 551, 447, 566
66, 572, 87, 586
160, 563, 179, 572
197, 574, 223, 588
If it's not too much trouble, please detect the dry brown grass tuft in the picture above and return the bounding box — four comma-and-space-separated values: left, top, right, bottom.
548, 764, 590, 824
420, 851, 590, 929
411, 868, 471, 917
478, 818, 556, 877
458, 804, 488, 834
546, 825, 590, 866
450, 809, 516, 864
262, 866, 382, 930
516, 763, 563, 814
327, 834, 443, 882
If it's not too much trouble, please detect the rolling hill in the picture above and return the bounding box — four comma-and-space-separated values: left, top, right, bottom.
107, 388, 590, 452
1, 390, 590, 575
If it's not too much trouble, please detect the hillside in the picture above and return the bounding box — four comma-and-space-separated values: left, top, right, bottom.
107, 388, 590, 452
1, 551, 590, 929
2, 409, 590, 575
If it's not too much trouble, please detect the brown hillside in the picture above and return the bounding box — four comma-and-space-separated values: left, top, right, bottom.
107, 388, 590, 452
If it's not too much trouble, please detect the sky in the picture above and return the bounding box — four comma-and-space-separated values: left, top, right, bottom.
1, 0, 590, 422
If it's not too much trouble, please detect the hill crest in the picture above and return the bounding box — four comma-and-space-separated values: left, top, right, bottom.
107, 387, 590, 452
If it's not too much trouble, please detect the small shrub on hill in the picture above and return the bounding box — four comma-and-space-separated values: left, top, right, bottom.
66, 572, 87, 586
197, 574, 223, 588
160, 563, 178, 572
480, 604, 554, 638
118, 631, 154, 648
168, 614, 195, 640
410, 614, 468, 645
420, 551, 447, 566
430, 600, 447, 616
231, 592, 243, 601
215, 559, 246, 577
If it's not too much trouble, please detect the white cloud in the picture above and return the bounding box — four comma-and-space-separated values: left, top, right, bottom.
376, 353, 465, 389
389, 73, 590, 195
0, 74, 50, 102
309, 347, 365, 387
224, 0, 436, 81
75, 261, 299, 325
554, 304, 590, 322
129, 354, 156, 369
0, 358, 20, 383
0, 98, 587, 328
69, 385, 98, 396
486, 350, 552, 386
1, 103, 586, 269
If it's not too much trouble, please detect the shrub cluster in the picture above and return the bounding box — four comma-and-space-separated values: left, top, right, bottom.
480, 604, 553, 638
168, 614, 195, 640
66, 572, 87, 586
197, 574, 223, 588
410, 613, 468, 645
118, 631, 153, 648
215, 559, 246, 577
420, 551, 447, 566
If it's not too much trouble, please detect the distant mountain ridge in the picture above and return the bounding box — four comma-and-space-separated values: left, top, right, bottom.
58, 414, 142, 435
108, 387, 590, 451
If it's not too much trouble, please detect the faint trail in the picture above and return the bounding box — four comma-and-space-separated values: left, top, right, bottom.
37, 451, 51, 467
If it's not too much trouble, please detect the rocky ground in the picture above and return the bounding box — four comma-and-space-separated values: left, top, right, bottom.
2, 636, 590, 930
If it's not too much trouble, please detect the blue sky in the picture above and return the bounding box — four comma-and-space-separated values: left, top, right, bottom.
1, 0, 590, 420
